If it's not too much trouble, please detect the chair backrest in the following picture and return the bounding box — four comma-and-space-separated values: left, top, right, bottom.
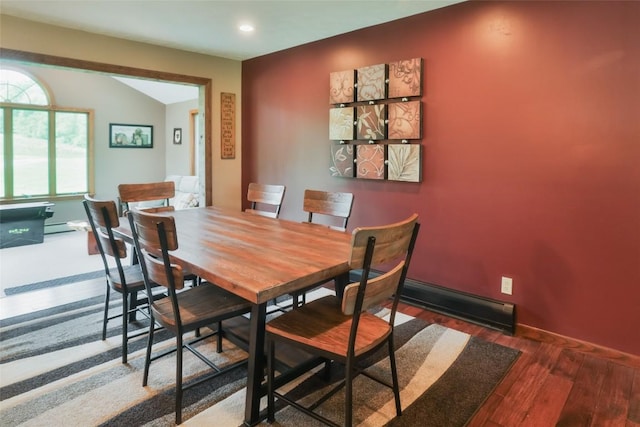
246, 183, 286, 218
83, 194, 128, 282
128, 209, 185, 291
303, 189, 354, 231
341, 213, 420, 318
118, 181, 175, 215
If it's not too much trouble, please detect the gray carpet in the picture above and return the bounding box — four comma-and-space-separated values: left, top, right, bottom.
0, 289, 520, 426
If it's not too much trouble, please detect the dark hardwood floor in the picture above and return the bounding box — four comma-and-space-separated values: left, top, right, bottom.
398, 302, 640, 427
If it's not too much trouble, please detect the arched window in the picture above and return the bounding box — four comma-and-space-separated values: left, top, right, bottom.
0, 67, 91, 200
0, 69, 49, 105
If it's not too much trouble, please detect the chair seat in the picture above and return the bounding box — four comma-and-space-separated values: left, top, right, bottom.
152, 282, 252, 331
266, 295, 391, 359
107, 264, 147, 293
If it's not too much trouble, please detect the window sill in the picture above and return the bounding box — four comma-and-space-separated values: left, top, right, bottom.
0, 194, 86, 205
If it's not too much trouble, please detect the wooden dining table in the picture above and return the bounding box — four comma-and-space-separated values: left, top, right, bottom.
117, 206, 352, 425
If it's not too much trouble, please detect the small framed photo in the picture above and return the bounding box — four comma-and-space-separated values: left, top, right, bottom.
173, 128, 182, 145
109, 123, 153, 148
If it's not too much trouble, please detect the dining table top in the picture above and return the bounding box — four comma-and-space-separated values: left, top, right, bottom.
118, 206, 353, 305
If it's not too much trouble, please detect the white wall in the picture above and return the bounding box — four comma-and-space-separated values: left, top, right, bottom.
166, 99, 198, 176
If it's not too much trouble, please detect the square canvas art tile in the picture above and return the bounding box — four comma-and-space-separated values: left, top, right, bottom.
356, 104, 387, 140
388, 58, 422, 98
388, 144, 422, 182
329, 107, 355, 140
356, 64, 387, 101
330, 144, 355, 177
329, 70, 355, 104
388, 101, 422, 140
356, 144, 386, 180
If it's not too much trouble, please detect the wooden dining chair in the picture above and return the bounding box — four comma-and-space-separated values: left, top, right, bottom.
117, 181, 175, 216
266, 213, 420, 427
83, 194, 155, 364
118, 180, 200, 285
281, 189, 355, 310
128, 209, 253, 425
245, 182, 286, 218
303, 189, 354, 232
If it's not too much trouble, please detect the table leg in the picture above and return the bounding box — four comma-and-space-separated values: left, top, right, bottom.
334, 271, 350, 299
127, 244, 140, 323
244, 302, 267, 426
128, 291, 138, 322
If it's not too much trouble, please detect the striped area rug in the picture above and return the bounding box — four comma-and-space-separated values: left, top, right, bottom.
3, 270, 106, 296
0, 288, 519, 426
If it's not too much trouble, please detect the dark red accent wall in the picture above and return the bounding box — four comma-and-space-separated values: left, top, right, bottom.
242, 1, 640, 355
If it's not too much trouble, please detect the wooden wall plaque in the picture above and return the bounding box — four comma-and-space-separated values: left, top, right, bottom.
221, 92, 236, 159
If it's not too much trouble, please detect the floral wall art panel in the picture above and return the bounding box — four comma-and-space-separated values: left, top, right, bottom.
330, 144, 355, 177
388, 101, 422, 140
356, 64, 387, 101
329, 70, 355, 104
356, 144, 386, 180
329, 107, 355, 140
388, 58, 423, 98
388, 144, 421, 182
356, 104, 387, 140
329, 58, 423, 181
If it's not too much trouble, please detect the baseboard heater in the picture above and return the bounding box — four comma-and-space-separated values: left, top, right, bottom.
349, 270, 516, 335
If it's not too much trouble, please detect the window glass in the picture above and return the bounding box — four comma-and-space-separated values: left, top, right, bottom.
0, 109, 4, 198
13, 109, 49, 196
56, 112, 88, 194
0, 69, 48, 105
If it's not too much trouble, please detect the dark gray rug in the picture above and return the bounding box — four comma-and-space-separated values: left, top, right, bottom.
0, 293, 520, 426
3, 270, 105, 295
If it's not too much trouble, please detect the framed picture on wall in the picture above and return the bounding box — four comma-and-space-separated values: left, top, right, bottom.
173, 128, 182, 144
109, 123, 153, 148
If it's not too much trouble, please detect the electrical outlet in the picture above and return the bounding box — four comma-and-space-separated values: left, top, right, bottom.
501, 276, 513, 295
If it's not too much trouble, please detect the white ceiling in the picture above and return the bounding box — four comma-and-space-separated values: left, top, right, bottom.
112, 76, 200, 104
1, 0, 464, 104
1, 0, 463, 61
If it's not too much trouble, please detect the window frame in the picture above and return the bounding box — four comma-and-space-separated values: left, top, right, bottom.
1, 69, 94, 203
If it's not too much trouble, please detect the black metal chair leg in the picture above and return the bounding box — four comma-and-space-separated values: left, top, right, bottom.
216, 321, 223, 353
389, 338, 402, 416
102, 283, 110, 340
143, 321, 154, 386
345, 359, 353, 427
176, 334, 184, 425
121, 296, 128, 363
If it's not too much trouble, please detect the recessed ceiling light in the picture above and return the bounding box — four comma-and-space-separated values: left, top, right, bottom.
239, 23, 254, 33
